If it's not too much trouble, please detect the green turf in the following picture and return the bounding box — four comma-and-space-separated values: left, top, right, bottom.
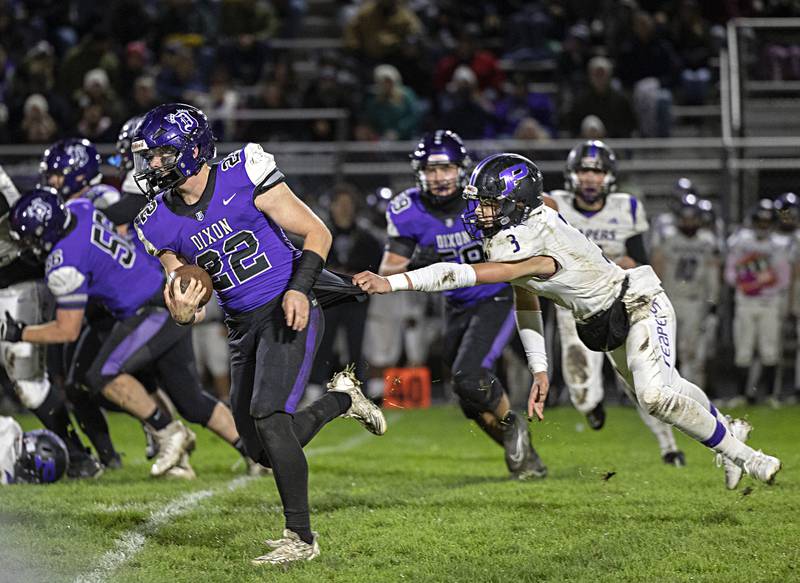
1, 405, 798, 583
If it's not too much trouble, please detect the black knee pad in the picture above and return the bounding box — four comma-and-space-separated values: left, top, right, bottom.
452, 369, 503, 414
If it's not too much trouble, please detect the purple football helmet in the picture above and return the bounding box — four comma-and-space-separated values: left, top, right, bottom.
410, 130, 471, 206
14, 429, 70, 484
40, 138, 103, 198
132, 103, 216, 197
564, 140, 617, 204
115, 115, 143, 178
9, 187, 71, 256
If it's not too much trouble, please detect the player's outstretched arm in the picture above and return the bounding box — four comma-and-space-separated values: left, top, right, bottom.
353, 255, 557, 294
513, 286, 549, 421
13, 308, 83, 344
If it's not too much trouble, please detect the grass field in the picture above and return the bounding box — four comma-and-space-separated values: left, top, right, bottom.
1, 404, 798, 583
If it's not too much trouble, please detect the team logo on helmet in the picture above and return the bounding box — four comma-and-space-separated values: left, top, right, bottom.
499, 163, 530, 196
167, 109, 197, 133
30, 198, 53, 223
66, 143, 89, 169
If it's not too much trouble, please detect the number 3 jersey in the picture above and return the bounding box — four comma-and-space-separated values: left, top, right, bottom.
385, 187, 507, 307
45, 199, 164, 319
134, 143, 300, 314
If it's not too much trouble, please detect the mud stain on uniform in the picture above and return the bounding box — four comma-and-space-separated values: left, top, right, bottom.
565, 345, 589, 387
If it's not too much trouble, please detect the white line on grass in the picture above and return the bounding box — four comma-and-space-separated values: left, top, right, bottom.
74, 412, 402, 583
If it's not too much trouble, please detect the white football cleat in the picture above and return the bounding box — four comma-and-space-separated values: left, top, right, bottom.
165, 453, 196, 480
252, 530, 319, 565
263, 529, 294, 550
743, 450, 782, 485
327, 365, 386, 436
150, 421, 194, 477
716, 417, 752, 490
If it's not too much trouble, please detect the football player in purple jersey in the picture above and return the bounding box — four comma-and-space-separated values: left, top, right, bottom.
132, 103, 386, 565
4, 188, 260, 479
379, 130, 546, 480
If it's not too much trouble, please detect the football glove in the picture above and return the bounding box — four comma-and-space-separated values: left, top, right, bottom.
1, 311, 25, 343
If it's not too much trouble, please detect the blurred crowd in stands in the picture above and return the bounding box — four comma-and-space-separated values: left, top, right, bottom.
0, 0, 796, 146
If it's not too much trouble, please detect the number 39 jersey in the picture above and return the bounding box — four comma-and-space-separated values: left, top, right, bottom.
45, 199, 164, 319
386, 187, 507, 307
654, 223, 719, 301
134, 143, 300, 314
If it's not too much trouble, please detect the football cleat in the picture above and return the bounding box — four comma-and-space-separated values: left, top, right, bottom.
252, 530, 319, 565
502, 411, 547, 479
586, 403, 606, 430
662, 450, 687, 467
102, 453, 123, 470
150, 421, 194, 477
743, 451, 782, 485
263, 529, 294, 550
715, 417, 751, 489
67, 450, 105, 480
327, 365, 386, 436
165, 453, 196, 480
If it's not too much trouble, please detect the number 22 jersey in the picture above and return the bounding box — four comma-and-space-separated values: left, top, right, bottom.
134, 143, 300, 315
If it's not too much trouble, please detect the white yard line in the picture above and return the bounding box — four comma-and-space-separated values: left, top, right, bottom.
74, 412, 402, 583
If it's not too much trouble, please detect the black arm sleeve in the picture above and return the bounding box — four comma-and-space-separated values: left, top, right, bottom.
385, 236, 417, 259
625, 234, 649, 265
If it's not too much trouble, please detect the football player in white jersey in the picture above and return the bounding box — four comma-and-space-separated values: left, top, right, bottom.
651, 197, 720, 389
354, 153, 782, 490
549, 141, 684, 466
725, 199, 794, 404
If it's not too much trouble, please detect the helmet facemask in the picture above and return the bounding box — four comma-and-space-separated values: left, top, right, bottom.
133, 143, 187, 197
461, 185, 530, 239
418, 162, 463, 205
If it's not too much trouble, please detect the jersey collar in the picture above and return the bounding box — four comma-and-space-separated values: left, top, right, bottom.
164, 164, 218, 218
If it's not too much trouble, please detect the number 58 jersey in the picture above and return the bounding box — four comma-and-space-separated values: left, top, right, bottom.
386, 187, 507, 307
135, 143, 300, 315
46, 199, 164, 319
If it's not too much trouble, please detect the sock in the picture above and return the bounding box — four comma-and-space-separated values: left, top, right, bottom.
292, 392, 351, 447
761, 365, 777, 397
702, 419, 756, 467
72, 397, 117, 464
234, 438, 248, 458
32, 388, 86, 456
735, 366, 750, 396
255, 412, 313, 544
635, 404, 678, 455
145, 408, 171, 431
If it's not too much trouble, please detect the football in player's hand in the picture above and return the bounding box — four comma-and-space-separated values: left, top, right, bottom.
172, 264, 213, 307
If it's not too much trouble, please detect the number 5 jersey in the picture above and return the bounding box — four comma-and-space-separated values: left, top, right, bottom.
134, 143, 301, 315
45, 198, 164, 319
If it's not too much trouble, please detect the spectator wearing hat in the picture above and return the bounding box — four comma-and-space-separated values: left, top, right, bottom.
17, 94, 58, 143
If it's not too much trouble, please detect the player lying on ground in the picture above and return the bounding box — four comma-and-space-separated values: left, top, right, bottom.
132, 103, 386, 566
354, 152, 782, 490
0, 415, 70, 485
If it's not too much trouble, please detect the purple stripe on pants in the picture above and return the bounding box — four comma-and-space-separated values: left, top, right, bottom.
481, 310, 516, 369
284, 307, 320, 413
701, 420, 727, 448
101, 311, 168, 376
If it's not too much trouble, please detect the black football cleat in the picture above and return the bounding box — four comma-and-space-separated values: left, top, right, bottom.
502, 411, 547, 479
662, 450, 687, 467
67, 450, 104, 479
586, 403, 606, 430
102, 453, 123, 470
